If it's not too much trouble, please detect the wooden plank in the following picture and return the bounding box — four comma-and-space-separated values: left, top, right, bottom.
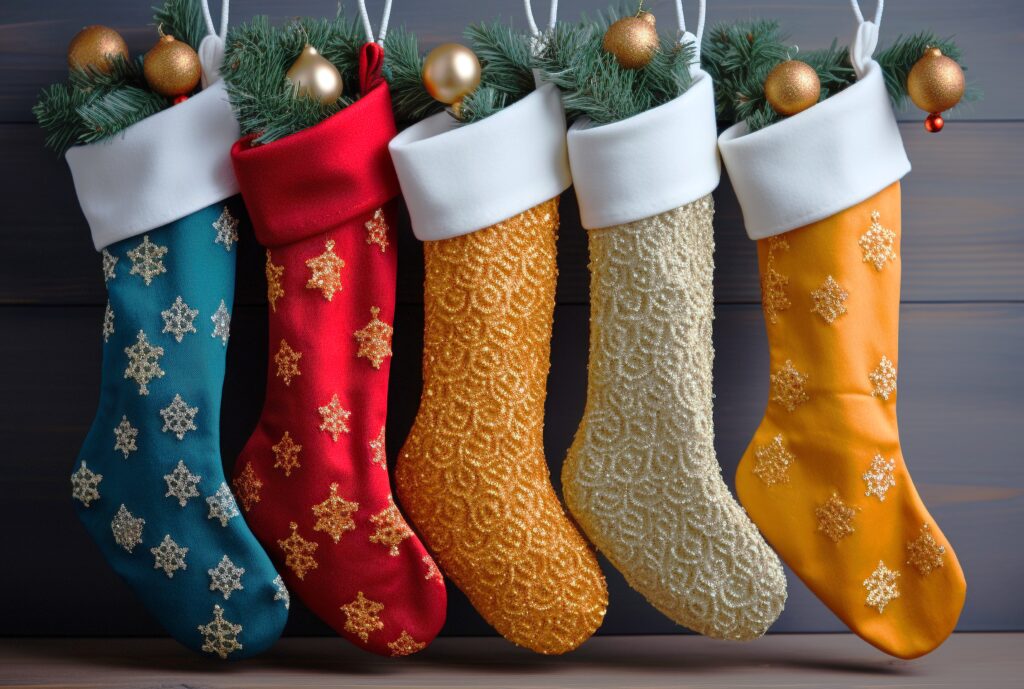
0, 0, 1017, 121
1, 303, 1020, 635
1, 121, 1021, 306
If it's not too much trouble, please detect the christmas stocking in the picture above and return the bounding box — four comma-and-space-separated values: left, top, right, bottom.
389, 83, 608, 654
65, 37, 287, 659
718, 19, 966, 658
229, 44, 446, 657
561, 60, 787, 640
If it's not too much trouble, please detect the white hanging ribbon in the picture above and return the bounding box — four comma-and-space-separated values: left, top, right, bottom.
198, 0, 230, 86
848, 0, 884, 79
674, 0, 706, 74
523, 0, 559, 37
357, 0, 393, 44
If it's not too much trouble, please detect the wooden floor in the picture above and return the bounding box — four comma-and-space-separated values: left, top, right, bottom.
0, 634, 1018, 689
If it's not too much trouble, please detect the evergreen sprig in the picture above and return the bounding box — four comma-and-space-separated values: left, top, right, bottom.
382, 28, 445, 125
152, 0, 208, 49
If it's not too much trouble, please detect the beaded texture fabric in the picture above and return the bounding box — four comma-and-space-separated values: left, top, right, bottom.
396, 198, 609, 655
562, 196, 787, 640
735, 183, 966, 659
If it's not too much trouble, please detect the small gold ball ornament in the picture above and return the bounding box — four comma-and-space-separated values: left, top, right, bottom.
287, 44, 344, 104
144, 34, 202, 97
603, 10, 659, 70
764, 59, 821, 116
67, 25, 129, 73
907, 47, 964, 132
422, 43, 482, 105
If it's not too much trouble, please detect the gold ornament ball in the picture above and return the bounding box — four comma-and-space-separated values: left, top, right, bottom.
67, 25, 129, 73
144, 35, 201, 97
422, 43, 481, 105
907, 47, 964, 115
764, 60, 821, 116
287, 44, 344, 104
603, 11, 659, 70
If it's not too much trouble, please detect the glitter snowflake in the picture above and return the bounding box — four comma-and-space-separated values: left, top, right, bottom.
274, 339, 302, 386
265, 250, 285, 312
101, 249, 118, 282
124, 330, 164, 395
113, 415, 138, 458
354, 307, 393, 369
212, 206, 239, 251
863, 453, 897, 501
870, 355, 898, 400
752, 434, 794, 486
164, 459, 201, 507
770, 359, 809, 412
277, 522, 318, 579
387, 630, 426, 657
210, 299, 231, 346
207, 483, 240, 527
810, 275, 849, 324
906, 523, 946, 575
369, 425, 387, 470
102, 301, 115, 343
127, 235, 168, 286
860, 210, 897, 271
761, 266, 790, 325
318, 394, 351, 441
305, 239, 345, 301
864, 560, 900, 613
271, 431, 302, 477
198, 604, 243, 659
339, 591, 384, 642
160, 296, 198, 343
151, 534, 188, 578
423, 555, 442, 584
312, 482, 359, 544
815, 492, 857, 542
232, 461, 262, 512
208, 554, 245, 599
364, 207, 389, 252
160, 393, 198, 440
71, 461, 102, 507
273, 574, 290, 609
369, 496, 413, 556
111, 504, 145, 552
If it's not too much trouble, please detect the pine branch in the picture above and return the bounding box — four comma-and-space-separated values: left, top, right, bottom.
383, 28, 444, 126
152, 0, 208, 49
78, 86, 168, 143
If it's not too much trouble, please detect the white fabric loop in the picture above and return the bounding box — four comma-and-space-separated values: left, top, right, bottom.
850, 20, 879, 78
200, 0, 229, 40
199, 35, 225, 87
523, 0, 559, 36
850, 0, 884, 27
357, 0, 392, 44
674, 0, 706, 51
389, 83, 572, 241
567, 70, 720, 229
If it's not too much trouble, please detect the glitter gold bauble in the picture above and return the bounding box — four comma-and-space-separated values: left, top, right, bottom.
764, 60, 820, 116
144, 34, 201, 97
422, 43, 481, 105
907, 47, 964, 132
602, 11, 659, 70
287, 44, 344, 104
67, 25, 129, 73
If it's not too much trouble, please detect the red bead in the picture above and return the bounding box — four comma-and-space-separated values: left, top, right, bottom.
172, 95, 189, 105
924, 113, 944, 133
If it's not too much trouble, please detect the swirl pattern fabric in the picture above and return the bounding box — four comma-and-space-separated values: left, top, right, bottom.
562, 196, 787, 640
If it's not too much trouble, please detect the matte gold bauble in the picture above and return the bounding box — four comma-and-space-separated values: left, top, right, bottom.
602, 11, 659, 70
764, 60, 820, 116
287, 44, 344, 104
422, 43, 482, 105
67, 25, 129, 73
144, 34, 201, 97
907, 47, 964, 116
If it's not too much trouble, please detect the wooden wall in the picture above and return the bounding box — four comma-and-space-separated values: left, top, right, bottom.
0, 0, 1021, 637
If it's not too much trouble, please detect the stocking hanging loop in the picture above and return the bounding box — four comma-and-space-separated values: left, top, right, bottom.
523, 0, 559, 37
674, 0, 706, 57
848, 0, 884, 78
357, 0, 393, 44
198, 0, 230, 86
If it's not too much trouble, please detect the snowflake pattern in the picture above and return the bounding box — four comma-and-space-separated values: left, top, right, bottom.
318, 394, 351, 441
101, 249, 118, 282
160, 296, 199, 343
160, 393, 198, 440
212, 206, 239, 251
111, 504, 145, 552
354, 307, 393, 369
278, 521, 319, 579
102, 301, 115, 343
127, 235, 168, 286
752, 434, 794, 486
864, 560, 900, 613
339, 591, 384, 642
208, 554, 245, 599
210, 299, 231, 346
863, 453, 897, 501
273, 574, 290, 609
271, 431, 302, 477
265, 250, 285, 312
198, 604, 243, 659
305, 239, 345, 301
364, 207, 389, 252
761, 236, 790, 324
369, 496, 414, 556
387, 630, 426, 657
815, 492, 857, 542
113, 415, 138, 458
423, 555, 442, 583
274, 339, 302, 386
71, 461, 102, 507
207, 483, 240, 527
232, 461, 263, 512
124, 330, 164, 395
770, 359, 810, 412
860, 210, 897, 271
906, 523, 946, 575
312, 482, 359, 544
870, 355, 898, 400
369, 425, 387, 470
164, 459, 201, 507
810, 275, 849, 325
151, 534, 188, 578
